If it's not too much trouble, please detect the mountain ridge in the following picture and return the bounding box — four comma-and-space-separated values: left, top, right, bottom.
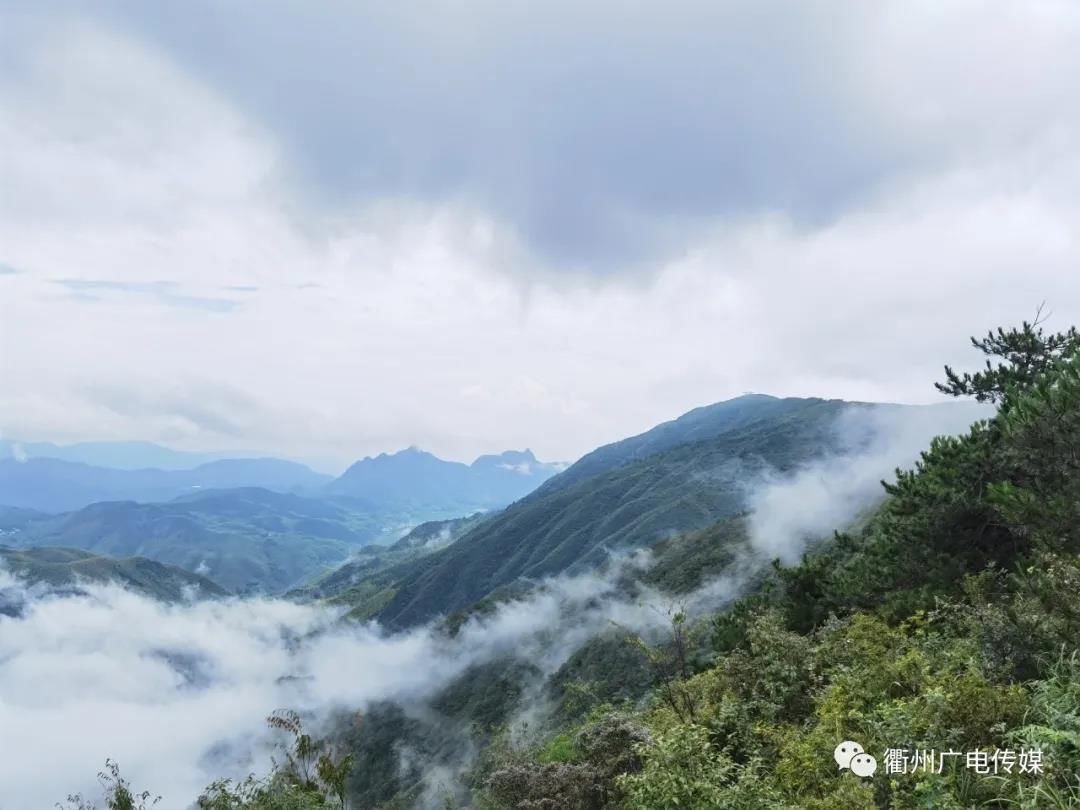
0, 545, 228, 604
325, 447, 564, 512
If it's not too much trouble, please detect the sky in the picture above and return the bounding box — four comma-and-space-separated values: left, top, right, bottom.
2, 0, 1080, 468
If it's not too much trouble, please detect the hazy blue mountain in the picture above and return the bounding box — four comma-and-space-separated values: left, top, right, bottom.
0, 439, 233, 470
326, 396, 880, 628
0, 505, 50, 532
326, 447, 564, 512
5, 487, 387, 592
0, 456, 332, 513
0, 545, 227, 605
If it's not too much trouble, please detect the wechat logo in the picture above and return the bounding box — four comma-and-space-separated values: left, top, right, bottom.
835, 740, 877, 778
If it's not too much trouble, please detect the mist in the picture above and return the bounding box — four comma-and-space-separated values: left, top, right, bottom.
746, 402, 990, 562
0, 555, 682, 809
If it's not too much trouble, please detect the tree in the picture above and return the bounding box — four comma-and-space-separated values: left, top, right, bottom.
198, 712, 354, 810
935, 305, 1080, 405
626, 606, 701, 724
59, 760, 160, 810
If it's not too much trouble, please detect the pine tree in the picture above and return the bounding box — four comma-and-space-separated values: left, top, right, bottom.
936, 305, 1080, 405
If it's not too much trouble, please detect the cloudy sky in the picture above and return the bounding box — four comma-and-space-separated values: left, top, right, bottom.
2, 0, 1079, 469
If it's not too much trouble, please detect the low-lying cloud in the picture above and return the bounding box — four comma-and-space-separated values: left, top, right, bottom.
0, 556, 683, 809
747, 401, 990, 562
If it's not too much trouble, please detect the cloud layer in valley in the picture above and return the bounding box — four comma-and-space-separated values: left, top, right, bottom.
0, 561, 675, 809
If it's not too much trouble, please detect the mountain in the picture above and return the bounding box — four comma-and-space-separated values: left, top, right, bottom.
535, 393, 810, 494
0, 438, 233, 470
6, 488, 386, 592
326, 447, 563, 512
0, 545, 227, 604
0, 505, 50, 532
0, 456, 332, 513
290, 511, 491, 614
389, 512, 490, 553
320, 395, 865, 628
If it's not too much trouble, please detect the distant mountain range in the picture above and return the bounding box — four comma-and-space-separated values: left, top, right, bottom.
0, 446, 564, 515
322, 395, 853, 627
0, 438, 235, 470
327, 447, 565, 512
0, 445, 565, 593
0, 456, 333, 513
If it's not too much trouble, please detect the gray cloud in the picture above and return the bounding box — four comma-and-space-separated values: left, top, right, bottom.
82, 381, 260, 439
0, 1, 1078, 465
0, 263, 19, 275
7, 0, 916, 269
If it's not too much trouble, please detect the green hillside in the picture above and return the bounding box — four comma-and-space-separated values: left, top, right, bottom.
290, 512, 490, 616
360, 396, 863, 629
0, 545, 227, 601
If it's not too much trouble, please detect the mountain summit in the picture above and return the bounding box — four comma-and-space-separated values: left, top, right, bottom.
325, 447, 563, 511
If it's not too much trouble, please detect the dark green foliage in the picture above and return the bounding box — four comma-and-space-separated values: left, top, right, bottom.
479, 319, 1080, 809
291, 513, 491, 613
548, 631, 657, 720
477, 715, 650, 810
431, 660, 541, 733
639, 517, 746, 593
198, 712, 353, 809
935, 308, 1080, 405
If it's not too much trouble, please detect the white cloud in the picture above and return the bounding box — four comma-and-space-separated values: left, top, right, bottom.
0, 558, 681, 809
1, 6, 1079, 469
747, 403, 991, 562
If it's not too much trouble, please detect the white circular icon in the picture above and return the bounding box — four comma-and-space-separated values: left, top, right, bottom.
850, 752, 878, 778
834, 740, 864, 769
